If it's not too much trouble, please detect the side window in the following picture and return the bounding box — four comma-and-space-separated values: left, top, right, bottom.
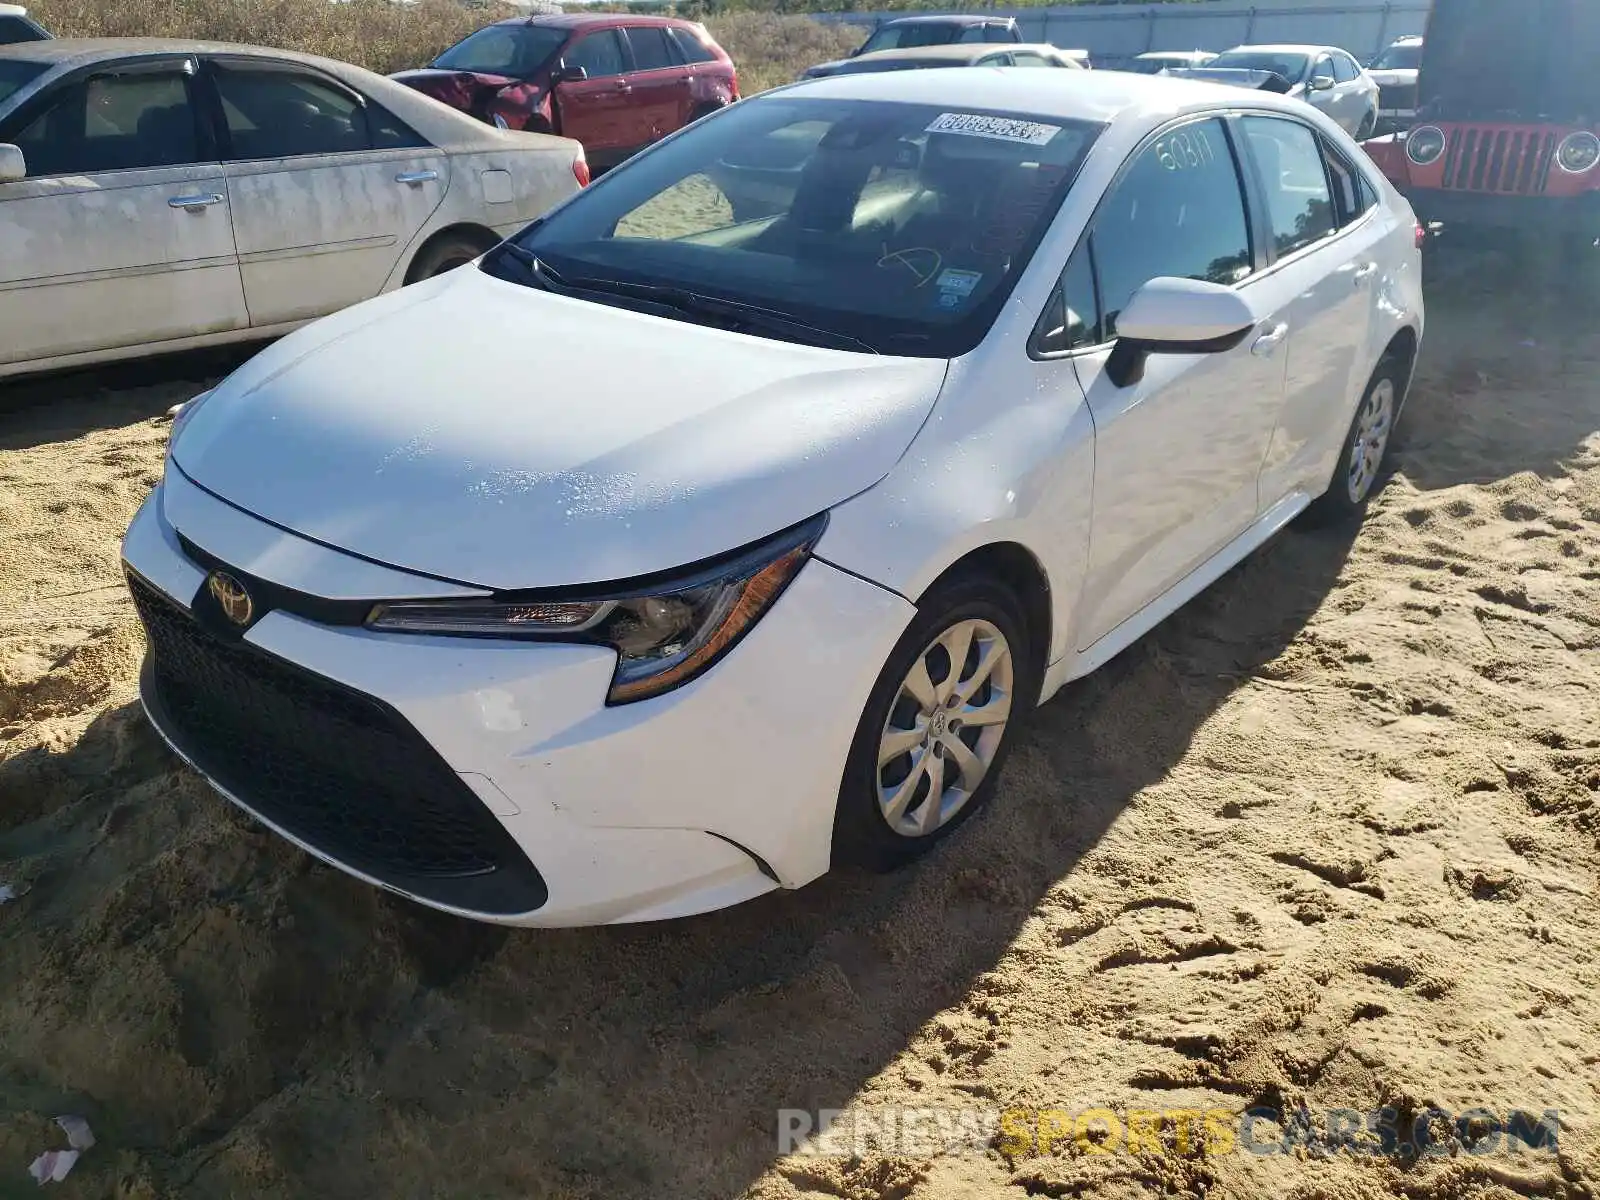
215, 70, 370, 159
626, 27, 677, 73
0, 16, 46, 42
1243, 116, 1337, 256
668, 28, 716, 65
957, 25, 988, 43
1034, 245, 1100, 355
11, 71, 199, 177
1091, 117, 1252, 338
1332, 53, 1359, 83
1312, 53, 1334, 82
1322, 138, 1376, 227
978, 53, 1014, 67
1010, 52, 1054, 68
984, 24, 1015, 43
565, 30, 625, 79
369, 104, 428, 151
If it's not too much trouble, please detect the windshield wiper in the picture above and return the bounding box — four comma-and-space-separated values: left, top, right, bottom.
487, 243, 879, 355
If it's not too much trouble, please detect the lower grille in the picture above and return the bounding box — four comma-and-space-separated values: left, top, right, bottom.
1442, 127, 1555, 195
129, 572, 547, 914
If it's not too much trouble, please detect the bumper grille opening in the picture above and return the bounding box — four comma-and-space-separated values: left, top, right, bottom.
129, 572, 547, 915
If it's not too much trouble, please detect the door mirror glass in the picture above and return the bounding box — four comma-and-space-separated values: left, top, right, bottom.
552, 63, 589, 85
1106, 277, 1255, 387
1310, 73, 1335, 91
0, 143, 23, 183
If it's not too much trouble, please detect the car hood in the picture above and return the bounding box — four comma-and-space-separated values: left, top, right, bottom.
1165, 67, 1300, 95
390, 67, 523, 109
1368, 68, 1418, 87
171, 268, 948, 591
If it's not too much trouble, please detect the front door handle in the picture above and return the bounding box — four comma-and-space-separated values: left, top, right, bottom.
1251, 322, 1290, 358
169, 193, 223, 212
395, 170, 439, 186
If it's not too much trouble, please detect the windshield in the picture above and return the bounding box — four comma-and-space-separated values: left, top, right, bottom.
859, 24, 966, 54
1370, 43, 1421, 70
432, 24, 568, 77
493, 97, 1099, 358
0, 58, 45, 106
1209, 51, 1309, 81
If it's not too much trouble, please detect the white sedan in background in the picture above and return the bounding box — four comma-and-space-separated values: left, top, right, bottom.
1191, 44, 1381, 137
124, 68, 1423, 926
0, 39, 585, 380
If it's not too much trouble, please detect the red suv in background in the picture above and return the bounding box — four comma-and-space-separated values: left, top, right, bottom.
394, 14, 738, 171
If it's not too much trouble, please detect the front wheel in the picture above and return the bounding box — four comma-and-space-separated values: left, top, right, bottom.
832, 576, 1037, 872
1303, 357, 1406, 525
405, 232, 494, 283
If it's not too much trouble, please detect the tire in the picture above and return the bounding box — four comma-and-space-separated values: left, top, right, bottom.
406, 232, 495, 284
832, 575, 1038, 873
1303, 355, 1407, 526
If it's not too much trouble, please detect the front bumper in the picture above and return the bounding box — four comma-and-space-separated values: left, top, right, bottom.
121, 473, 917, 927
1400, 184, 1600, 232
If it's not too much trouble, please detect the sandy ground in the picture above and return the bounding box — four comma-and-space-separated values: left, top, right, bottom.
1, 248, 1598, 1200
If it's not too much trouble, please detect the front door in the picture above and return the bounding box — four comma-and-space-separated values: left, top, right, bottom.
207, 59, 448, 326
1068, 116, 1294, 649
553, 29, 637, 165
0, 60, 247, 368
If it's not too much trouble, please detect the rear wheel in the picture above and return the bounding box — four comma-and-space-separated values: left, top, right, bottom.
406, 231, 495, 283
832, 576, 1037, 872
1304, 356, 1406, 525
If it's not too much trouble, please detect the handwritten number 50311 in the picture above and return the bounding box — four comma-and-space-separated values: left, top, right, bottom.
1156, 129, 1217, 171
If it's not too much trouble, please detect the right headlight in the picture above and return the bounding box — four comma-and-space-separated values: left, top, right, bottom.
1557, 131, 1600, 174
367, 514, 826, 705
1406, 125, 1446, 166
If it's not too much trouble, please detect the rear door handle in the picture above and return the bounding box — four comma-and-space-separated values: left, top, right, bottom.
1353, 262, 1379, 283
1251, 322, 1290, 357
168, 193, 223, 212
395, 170, 439, 186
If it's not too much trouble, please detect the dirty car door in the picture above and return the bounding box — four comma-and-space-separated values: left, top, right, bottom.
0, 56, 247, 368
207, 58, 448, 325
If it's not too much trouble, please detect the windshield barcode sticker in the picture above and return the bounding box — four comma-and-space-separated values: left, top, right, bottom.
926, 113, 1061, 145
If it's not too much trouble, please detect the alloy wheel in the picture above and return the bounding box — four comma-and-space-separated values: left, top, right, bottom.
876, 618, 1014, 838
1346, 377, 1395, 504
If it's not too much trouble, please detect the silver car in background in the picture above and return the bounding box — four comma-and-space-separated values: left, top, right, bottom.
0, 39, 585, 380
1189, 44, 1381, 138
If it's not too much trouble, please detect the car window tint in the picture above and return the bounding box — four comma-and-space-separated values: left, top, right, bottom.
1011, 52, 1054, 68
1034, 244, 1099, 354
1092, 117, 1251, 338
216, 70, 369, 159
12, 71, 199, 176
1333, 53, 1359, 83
979, 53, 1013, 67
565, 30, 625, 79
626, 27, 677, 73
369, 104, 427, 151
668, 27, 716, 65
984, 24, 1014, 43
0, 59, 48, 108
1244, 116, 1337, 256
0, 15, 46, 43
1321, 137, 1375, 226
1313, 54, 1334, 80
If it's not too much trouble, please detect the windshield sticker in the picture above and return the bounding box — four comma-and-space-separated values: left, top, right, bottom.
935, 269, 983, 298
926, 112, 1062, 146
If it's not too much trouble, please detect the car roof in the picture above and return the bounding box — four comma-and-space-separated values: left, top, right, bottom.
0, 37, 373, 68
1136, 50, 1210, 59
1220, 44, 1338, 55
879, 13, 1008, 26
854, 43, 1058, 65
786, 63, 1318, 125
0, 4, 28, 15
496, 12, 698, 30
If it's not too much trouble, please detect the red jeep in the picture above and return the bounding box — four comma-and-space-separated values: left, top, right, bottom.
394, 14, 739, 172
1364, 0, 1599, 245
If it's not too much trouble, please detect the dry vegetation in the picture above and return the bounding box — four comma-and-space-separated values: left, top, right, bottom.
29, 0, 863, 91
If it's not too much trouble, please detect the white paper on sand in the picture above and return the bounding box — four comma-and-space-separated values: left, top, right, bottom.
27, 1116, 94, 1185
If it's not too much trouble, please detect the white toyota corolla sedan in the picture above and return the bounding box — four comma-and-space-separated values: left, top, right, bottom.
0, 39, 584, 380
122, 68, 1424, 927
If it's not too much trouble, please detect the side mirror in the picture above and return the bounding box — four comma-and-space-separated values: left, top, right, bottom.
551, 63, 589, 85
1310, 73, 1335, 91
0, 144, 24, 184
1105, 277, 1256, 388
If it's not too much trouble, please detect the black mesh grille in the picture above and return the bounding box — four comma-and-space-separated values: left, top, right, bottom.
129, 571, 547, 914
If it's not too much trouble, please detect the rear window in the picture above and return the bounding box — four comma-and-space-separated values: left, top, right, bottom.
859, 23, 966, 54
432, 24, 567, 77
0, 58, 45, 105
496, 96, 1101, 357
668, 27, 716, 65
626, 26, 677, 73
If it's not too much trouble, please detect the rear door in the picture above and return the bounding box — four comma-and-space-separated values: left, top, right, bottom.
1240, 114, 1384, 507
619, 25, 690, 142
206, 58, 448, 326
552, 29, 636, 163
0, 57, 247, 368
